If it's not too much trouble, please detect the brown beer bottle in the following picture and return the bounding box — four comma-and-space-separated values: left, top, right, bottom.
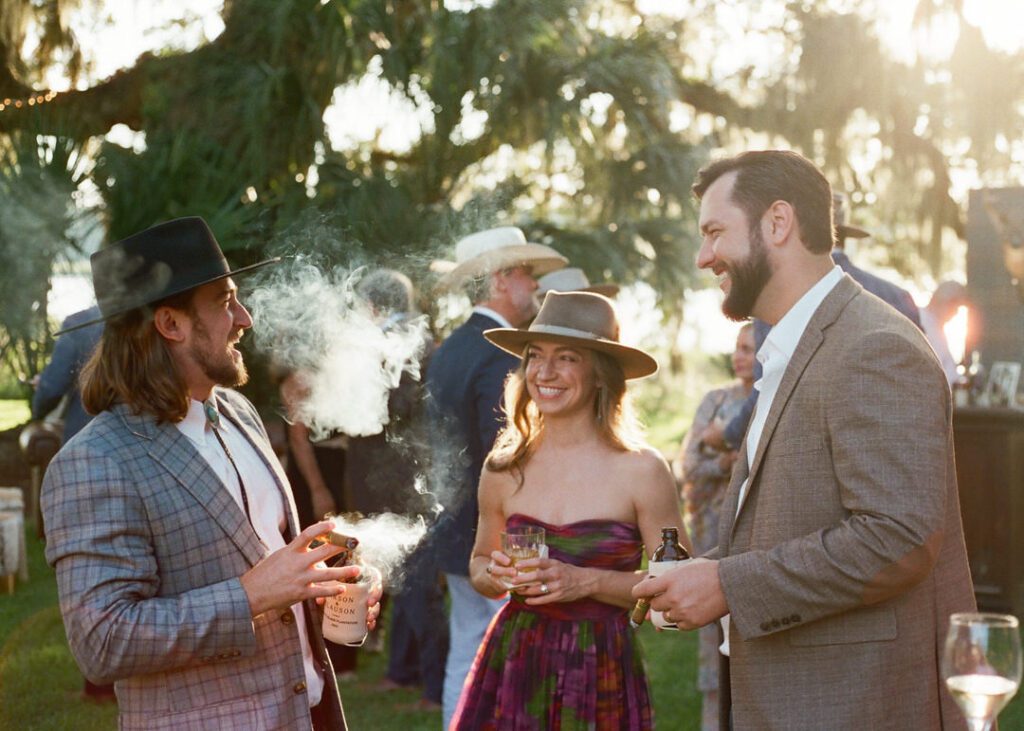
629, 527, 689, 628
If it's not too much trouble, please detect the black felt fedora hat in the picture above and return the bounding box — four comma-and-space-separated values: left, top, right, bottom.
57, 217, 277, 335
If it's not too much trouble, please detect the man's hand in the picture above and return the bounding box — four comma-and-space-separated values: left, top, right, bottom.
631, 558, 728, 630
240, 520, 359, 617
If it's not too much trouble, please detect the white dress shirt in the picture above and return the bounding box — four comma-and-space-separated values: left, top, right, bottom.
737, 265, 844, 515
175, 399, 324, 707
472, 305, 514, 328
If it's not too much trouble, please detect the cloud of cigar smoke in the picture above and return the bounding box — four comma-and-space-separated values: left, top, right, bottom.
247, 259, 428, 440
329, 513, 428, 589
241, 204, 516, 585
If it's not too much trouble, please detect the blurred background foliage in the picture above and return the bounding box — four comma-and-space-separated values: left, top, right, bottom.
0, 0, 1019, 390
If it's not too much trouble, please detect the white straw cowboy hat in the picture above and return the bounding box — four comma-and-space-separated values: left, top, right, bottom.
537, 267, 620, 298
431, 226, 567, 289
484, 290, 657, 379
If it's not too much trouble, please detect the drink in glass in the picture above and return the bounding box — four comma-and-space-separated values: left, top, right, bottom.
942, 612, 1022, 731
500, 526, 546, 589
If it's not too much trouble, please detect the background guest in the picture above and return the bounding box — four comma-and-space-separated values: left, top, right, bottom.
347, 269, 448, 710
675, 322, 754, 731
920, 280, 968, 385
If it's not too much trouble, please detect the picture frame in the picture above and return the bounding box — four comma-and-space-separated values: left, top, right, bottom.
985, 361, 1022, 408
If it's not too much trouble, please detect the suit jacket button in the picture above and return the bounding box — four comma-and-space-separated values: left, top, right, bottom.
281, 611, 294, 624
294, 681, 307, 694
781, 617, 790, 626
771, 619, 780, 629
791, 614, 801, 623
760, 621, 771, 632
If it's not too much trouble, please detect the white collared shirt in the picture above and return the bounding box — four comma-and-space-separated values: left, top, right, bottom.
175, 399, 324, 707
472, 305, 514, 329
736, 265, 844, 516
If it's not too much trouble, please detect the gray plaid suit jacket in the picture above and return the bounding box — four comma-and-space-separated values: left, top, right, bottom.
715, 275, 975, 731
42, 388, 346, 730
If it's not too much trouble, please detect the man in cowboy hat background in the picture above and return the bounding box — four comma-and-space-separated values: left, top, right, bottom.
42, 217, 373, 730
426, 226, 566, 727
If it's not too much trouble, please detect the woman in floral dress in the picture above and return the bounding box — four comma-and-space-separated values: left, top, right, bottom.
451, 291, 686, 730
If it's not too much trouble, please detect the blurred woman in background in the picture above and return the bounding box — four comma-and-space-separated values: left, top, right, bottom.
675, 321, 755, 731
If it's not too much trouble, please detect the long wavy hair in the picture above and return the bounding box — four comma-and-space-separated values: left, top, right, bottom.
80, 290, 195, 424
486, 345, 644, 485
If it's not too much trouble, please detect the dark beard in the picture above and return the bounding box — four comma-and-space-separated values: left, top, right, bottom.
191, 319, 248, 388
722, 225, 772, 322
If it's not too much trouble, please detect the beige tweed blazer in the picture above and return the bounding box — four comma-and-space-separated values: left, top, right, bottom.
716, 275, 976, 731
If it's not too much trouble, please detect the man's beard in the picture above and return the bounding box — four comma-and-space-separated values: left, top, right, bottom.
722, 225, 772, 322
191, 320, 248, 388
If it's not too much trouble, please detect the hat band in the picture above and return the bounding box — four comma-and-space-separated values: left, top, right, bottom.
527, 323, 612, 343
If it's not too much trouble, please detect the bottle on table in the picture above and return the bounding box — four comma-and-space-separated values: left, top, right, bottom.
629, 527, 690, 629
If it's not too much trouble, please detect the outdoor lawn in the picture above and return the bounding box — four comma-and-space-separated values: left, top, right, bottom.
0, 528, 701, 730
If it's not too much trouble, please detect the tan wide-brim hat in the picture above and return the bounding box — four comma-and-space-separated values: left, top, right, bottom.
537, 267, 620, 298
484, 291, 658, 380
431, 226, 567, 289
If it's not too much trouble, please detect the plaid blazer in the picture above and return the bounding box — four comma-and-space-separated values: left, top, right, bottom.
716, 276, 976, 731
42, 388, 346, 730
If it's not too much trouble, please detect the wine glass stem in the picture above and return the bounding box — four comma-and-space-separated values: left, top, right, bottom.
967, 719, 992, 731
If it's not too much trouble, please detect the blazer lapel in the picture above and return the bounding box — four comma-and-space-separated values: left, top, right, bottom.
729, 276, 861, 539
213, 391, 300, 543
120, 405, 268, 567
717, 439, 750, 556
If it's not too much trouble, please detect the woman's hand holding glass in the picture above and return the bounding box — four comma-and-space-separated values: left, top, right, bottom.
516, 556, 593, 604
484, 550, 519, 593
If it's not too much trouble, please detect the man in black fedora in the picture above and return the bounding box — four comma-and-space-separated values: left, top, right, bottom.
42, 217, 373, 730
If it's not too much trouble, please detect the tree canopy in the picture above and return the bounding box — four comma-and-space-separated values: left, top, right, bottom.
1, 0, 1021, 378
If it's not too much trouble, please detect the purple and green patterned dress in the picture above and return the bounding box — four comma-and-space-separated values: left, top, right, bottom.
451, 513, 653, 730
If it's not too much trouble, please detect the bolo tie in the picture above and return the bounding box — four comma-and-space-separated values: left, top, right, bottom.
204, 399, 257, 532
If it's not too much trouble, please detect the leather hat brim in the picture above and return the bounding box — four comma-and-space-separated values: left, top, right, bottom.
484, 327, 658, 380
837, 224, 870, 239
54, 257, 279, 336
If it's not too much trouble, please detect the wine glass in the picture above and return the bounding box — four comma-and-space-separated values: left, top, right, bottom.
942, 612, 1022, 731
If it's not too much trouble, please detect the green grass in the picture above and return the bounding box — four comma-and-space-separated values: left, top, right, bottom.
3, 529, 1024, 729
0, 398, 30, 432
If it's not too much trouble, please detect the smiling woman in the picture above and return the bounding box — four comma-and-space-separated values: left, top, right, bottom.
449, 291, 686, 730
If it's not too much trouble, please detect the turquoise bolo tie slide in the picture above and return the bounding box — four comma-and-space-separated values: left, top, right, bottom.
203, 401, 221, 429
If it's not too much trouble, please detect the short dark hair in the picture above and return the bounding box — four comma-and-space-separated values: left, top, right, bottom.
692, 150, 834, 255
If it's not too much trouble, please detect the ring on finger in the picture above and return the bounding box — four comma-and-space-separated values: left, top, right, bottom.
486, 564, 493, 575
540, 583, 549, 594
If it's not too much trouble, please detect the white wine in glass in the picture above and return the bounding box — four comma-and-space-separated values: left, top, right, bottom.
942, 612, 1022, 731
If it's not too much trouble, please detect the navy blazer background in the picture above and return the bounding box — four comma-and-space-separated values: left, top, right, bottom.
426, 312, 519, 576
32, 305, 104, 441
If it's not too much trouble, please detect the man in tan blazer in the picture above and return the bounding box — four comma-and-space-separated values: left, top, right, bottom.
634, 150, 976, 730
